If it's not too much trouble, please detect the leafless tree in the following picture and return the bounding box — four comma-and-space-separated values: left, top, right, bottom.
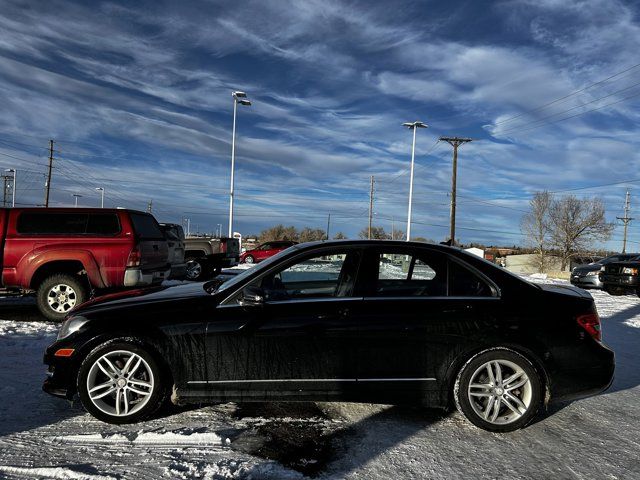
521, 191, 552, 273
548, 195, 613, 270
333, 232, 347, 239
258, 224, 298, 242
298, 227, 326, 243
358, 226, 391, 239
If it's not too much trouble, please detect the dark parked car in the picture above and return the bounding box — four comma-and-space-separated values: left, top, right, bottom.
43, 240, 614, 432
240, 240, 297, 264
599, 255, 640, 295
571, 254, 639, 289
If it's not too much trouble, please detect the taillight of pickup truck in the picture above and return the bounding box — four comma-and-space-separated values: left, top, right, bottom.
127, 246, 141, 267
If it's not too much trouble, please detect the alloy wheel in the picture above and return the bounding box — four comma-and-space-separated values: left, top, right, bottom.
185, 260, 202, 280
47, 284, 78, 313
86, 350, 155, 417
467, 359, 532, 425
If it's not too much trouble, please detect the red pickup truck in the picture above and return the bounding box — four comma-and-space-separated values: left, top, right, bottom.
0, 208, 170, 321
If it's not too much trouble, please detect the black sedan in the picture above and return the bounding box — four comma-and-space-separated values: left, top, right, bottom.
43, 240, 614, 432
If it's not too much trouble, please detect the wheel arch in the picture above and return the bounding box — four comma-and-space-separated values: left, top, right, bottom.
440, 342, 551, 409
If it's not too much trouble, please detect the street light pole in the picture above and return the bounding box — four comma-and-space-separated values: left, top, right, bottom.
95, 187, 104, 208
4, 169, 16, 207
73, 194, 82, 207
402, 121, 428, 241
228, 91, 251, 238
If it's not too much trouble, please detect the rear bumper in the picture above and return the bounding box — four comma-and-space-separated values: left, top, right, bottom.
550, 343, 615, 402
124, 267, 171, 287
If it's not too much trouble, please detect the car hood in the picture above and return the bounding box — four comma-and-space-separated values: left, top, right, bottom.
73, 282, 211, 314
573, 264, 602, 273
538, 283, 593, 300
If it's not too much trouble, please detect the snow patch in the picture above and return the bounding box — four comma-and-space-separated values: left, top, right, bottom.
56, 430, 224, 446
0, 465, 116, 479
0, 320, 58, 337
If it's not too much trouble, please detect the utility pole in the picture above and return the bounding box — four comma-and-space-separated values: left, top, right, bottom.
368, 175, 375, 239
45, 139, 54, 207
440, 136, 473, 246
147, 200, 153, 213
326, 213, 331, 240
617, 190, 634, 253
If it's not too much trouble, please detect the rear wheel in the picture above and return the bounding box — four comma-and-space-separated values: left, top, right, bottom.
243, 254, 255, 264
185, 257, 209, 281
36, 274, 88, 322
77, 340, 167, 424
454, 348, 542, 432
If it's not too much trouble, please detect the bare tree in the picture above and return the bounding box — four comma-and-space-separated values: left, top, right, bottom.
358, 226, 391, 239
298, 227, 326, 243
258, 224, 298, 242
521, 191, 552, 273
548, 195, 613, 270
333, 232, 347, 239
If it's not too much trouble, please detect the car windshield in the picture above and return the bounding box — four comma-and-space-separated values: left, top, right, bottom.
212, 245, 299, 294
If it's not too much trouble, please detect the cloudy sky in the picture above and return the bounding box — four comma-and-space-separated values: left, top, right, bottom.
1, 0, 639, 247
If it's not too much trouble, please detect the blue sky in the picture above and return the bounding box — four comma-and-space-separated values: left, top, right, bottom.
1, 0, 640, 248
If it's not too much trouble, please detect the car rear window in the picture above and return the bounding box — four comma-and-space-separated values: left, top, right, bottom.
16, 212, 121, 235
130, 213, 164, 239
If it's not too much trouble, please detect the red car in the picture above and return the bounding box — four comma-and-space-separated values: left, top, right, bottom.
240, 240, 297, 263
0, 208, 169, 321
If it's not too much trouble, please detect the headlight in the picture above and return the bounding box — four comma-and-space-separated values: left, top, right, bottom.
622, 267, 638, 275
586, 270, 598, 276
57, 316, 88, 340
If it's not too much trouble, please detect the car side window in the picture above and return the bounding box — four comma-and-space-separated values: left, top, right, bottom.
449, 261, 493, 297
252, 251, 359, 301
375, 252, 446, 297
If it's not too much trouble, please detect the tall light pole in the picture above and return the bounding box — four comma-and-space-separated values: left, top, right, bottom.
73, 194, 82, 207
402, 121, 428, 241
4, 169, 16, 207
229, 90, 252, 238
95, 187, 105, 208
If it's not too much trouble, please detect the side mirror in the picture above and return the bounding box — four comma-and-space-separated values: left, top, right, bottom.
239, 285, 265, 306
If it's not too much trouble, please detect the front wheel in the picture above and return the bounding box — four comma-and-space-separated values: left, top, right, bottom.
36, 274, 88, 322
185, 258, 209, 281
243, 255, 255, 264
77, 341, 167, 424
454, 349, 542, 432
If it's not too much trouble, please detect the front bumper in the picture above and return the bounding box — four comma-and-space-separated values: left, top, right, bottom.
124, 267, 171, 287
570, 274, 603, 288
599, 274, 640, 289
42, 345, 76, 400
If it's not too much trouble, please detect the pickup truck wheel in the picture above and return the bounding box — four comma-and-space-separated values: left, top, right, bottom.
36, 274, 88, 322
185, 258, 209, 281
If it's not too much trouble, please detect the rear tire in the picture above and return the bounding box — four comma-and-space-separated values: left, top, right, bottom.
36, 274, 88, 322
185, 257, 209, 281
243, 255, 255, 264
77, 340, 168, 424
454, 348, 542, 432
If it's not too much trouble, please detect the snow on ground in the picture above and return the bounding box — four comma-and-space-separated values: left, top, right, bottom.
1, 278, 640, 479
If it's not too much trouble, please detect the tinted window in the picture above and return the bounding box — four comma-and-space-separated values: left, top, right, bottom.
449, 261, 492, 297
375, 252, 446, 297
86, 214, 120, 235
17, 213, 88, 234
251, 251, 359, 301
130, 213, 164, 239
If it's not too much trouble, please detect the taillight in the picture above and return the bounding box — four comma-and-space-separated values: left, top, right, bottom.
220, 241, 227, 253
127, 246, 141, 267
576, 313, 602, 342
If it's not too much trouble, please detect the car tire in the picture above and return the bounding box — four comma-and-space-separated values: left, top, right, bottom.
77, 340, 168, 424
185, 257, 209, 281
454, 348, 542, 432
243, 255, 255, 264
36, 274, 88, 322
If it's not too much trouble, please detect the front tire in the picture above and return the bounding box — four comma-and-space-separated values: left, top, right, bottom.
36, 274, 88, 322
454, 348, 542, 432
185, 257, 209, 281
243, 255, 255, 264
77, 340, 167, 424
